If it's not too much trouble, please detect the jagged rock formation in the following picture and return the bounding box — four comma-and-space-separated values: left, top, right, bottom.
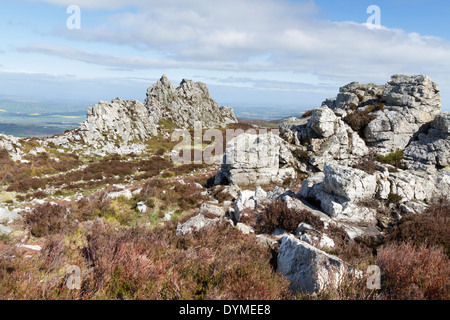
146, 75, 237, 129
46, 75, 237, 156
214, 132, 298, 186
281, 106, 369, 171
209, 74, 449, 293
323, 74, 441, 154
47, 98, 158, 155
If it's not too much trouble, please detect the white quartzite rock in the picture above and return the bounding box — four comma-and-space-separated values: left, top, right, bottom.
216, 132, 297, 186
176, 203, 226, 236
46, 75, 237, 156
277, 234, 350, 294
299, 163, 377, 225
0, 208, 23, 224
404, 112, 450, 170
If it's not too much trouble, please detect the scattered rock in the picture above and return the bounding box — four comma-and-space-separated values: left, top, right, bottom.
176, 214, 220, 236
0, 224, 13, 236
107, 189, 133, 200
0, 207, 23, 224
136, 202, 147, 213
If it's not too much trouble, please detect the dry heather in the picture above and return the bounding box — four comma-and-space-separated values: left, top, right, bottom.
257, 198, 324, 234
377, 243, 449, 300
385, 197, 450, 257
0, 220, 292, 300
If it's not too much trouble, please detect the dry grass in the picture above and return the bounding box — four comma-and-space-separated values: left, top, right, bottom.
352, 154, 378, 174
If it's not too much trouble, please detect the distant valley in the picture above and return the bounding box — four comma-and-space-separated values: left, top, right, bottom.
0, 97, 309, 137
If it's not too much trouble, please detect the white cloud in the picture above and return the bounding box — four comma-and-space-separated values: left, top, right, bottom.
12, 0, 450, 108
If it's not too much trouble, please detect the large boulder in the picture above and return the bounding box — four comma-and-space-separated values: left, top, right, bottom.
307, 106, 337, 138
277, 234, 350, 294
215, 132, 297, 186
0, 224, 13, 236
322, 163, 377, 202
388, 169, 450, 204
322, 75, 441, 155
0, 207, 22, 225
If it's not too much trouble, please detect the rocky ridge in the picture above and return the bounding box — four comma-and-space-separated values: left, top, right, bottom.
209, 74, 449, 293
45, 75, 237, 156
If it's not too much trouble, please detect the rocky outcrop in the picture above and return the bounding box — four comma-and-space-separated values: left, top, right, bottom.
46, 75, 237, 156
298, 163, 378, 226
404, 112, 450, 170
214, 132, 297, 186
184, 74, 449, 295
146, 75, 237, 129
47, 98, 158, 156
324, 74, 441, 154
299, 160, 450, 221
281, 75, 443, 173
0, 134, 25, 161
280, 106, 369, 171
388, 169, 450, 204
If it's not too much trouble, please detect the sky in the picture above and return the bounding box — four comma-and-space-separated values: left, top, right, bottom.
0, 0, 449, 111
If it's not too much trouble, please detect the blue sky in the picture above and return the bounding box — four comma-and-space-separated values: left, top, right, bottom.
0, 0, 449, 111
